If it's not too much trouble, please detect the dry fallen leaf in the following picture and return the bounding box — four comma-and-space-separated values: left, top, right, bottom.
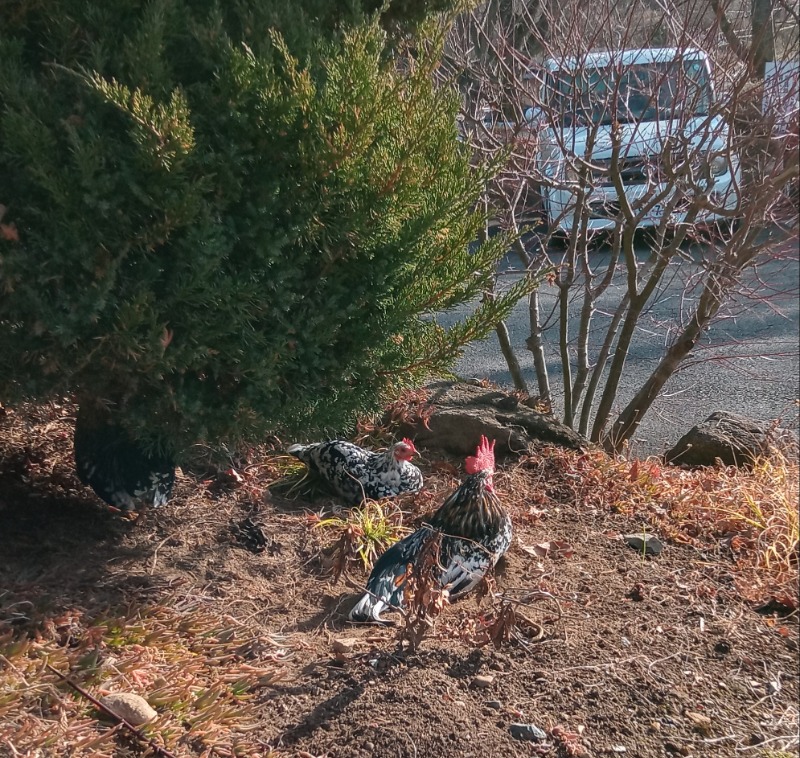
686, 711, 712, 735
332, 637, 357, 655
224, 468, 244, 485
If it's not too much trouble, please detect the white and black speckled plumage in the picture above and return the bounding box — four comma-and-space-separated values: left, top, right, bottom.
74, 404, 175, 514
286, 440, 422, 505
349, 468, 512, 622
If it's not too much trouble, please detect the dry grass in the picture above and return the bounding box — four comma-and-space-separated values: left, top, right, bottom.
508, 445, 800, 608
0, 592, 293, 757
1, 398, 797, 757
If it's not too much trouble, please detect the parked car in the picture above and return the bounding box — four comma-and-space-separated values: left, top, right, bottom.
530, 47, 741, 234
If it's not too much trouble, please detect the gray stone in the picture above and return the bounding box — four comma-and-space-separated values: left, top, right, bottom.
396, 381, 587, 456
99, 693, 156, 725
665, 411, 797, 467
624, 533, 664, 556
509, 723, 548, 742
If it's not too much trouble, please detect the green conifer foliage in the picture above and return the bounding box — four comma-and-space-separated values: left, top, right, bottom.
0, 2, 527, 453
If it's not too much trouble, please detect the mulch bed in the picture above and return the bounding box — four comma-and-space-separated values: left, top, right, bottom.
0, 400, 797, 757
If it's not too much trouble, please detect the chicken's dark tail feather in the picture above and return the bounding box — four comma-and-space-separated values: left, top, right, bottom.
348, 528, 429, 622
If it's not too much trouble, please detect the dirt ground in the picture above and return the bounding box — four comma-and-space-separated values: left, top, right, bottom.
0, 401, 798, 758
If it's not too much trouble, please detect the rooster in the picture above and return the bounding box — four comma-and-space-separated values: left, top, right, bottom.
349, 435, 511, 623
286, 438, 422, 505
73, 402, 175, 515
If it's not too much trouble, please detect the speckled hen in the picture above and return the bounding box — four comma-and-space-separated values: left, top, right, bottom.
349, 435, 511, 623
286, 438, 423, 505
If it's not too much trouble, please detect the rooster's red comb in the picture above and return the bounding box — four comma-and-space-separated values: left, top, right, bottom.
401, 438, 417, 452
465, 435, 495, 474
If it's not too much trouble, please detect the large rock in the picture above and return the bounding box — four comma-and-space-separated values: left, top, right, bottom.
396, 381, 587, 455
665, 411, 797, 467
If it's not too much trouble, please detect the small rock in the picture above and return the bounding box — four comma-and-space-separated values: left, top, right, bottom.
686, 711, 712, 734
485, 700, 502, 710
748, 732, 765, 745
332, 637, 357, 654
624, 533, 663, 556
611, 746, 627, 754
99, 693, 156, 726
649, 721, 661, 732
509, 723, 547, 742
364, 742, 374, 752
471, 675, 495, 689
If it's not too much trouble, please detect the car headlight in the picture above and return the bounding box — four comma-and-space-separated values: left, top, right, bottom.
710, 155, 728, 176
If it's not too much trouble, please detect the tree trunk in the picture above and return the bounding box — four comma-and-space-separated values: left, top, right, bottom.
604, 317, 706, 453
578, 291, 629, 437
495, 319, 528, 392
525, 289, 552, 404
604, 263, 735, 452
751, 0, 775, 79
710, 0, 774, 78
559, 281, 573, 425
710, 0, 752, 63
570, 259, 595, 423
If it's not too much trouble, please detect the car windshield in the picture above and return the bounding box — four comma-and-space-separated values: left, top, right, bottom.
547, 59, 712, 126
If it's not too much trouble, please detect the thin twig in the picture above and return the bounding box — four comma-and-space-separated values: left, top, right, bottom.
735, 734, 800, 751
149, 536, 172, 575
45, 664, 177, 758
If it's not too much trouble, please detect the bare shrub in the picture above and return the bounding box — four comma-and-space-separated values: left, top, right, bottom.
444, 0, 799, 453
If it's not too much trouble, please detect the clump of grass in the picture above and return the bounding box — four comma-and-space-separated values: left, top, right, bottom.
311, 500, 411, 579
701, 451, 799, 576
266, 454, 317, 500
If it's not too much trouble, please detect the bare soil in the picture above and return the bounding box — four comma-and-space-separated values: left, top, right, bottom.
0, 401, 798, 758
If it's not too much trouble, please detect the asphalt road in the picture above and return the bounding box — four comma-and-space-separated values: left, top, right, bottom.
444, 231, 799, 457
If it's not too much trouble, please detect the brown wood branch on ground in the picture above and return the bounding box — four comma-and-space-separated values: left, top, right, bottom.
45, 665, 177, 758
